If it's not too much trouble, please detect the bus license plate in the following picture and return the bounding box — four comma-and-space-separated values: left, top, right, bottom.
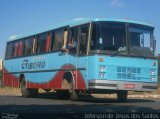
124, 84, 135, 89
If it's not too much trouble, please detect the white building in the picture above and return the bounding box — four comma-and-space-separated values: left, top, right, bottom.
0, 59, 2, 70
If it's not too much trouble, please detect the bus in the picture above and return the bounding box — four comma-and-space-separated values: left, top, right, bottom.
3, 18, 158, 102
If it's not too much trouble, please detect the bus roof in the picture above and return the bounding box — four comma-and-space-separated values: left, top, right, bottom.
8, 18, 154, 42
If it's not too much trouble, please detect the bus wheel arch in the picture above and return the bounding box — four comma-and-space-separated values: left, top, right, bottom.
58, 71, 79, 101
19, 74, 25, 88
19, 74, 38, 98
62, 71, 74, 90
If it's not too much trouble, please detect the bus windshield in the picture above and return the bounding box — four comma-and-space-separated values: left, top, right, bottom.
129, 25, 154, 57
90, 22, 154, 57
91, 22, 126, 54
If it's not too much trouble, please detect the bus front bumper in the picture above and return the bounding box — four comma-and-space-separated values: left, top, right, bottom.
88, 80, 158, 92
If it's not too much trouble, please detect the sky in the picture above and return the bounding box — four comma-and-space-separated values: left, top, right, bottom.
0, 0, 160, 59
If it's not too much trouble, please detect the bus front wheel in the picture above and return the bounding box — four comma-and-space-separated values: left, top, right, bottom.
117, 91, 128, 102
56, 90, 70, 99
62, 72, 79, 101
20, 79, 38, 97
70, 90, 79, 101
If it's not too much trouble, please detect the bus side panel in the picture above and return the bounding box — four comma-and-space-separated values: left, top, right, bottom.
3, 53, 87, 90
67, 54, 86, 90
3, 61, 19, 88
25, 65, 86, 90
25, 72, 62, 89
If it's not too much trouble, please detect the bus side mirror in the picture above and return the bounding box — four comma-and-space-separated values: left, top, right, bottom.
152, 35, 156, 55
154, 39, 156, 49
152, 35, 156, 49
140, 34, 144, 47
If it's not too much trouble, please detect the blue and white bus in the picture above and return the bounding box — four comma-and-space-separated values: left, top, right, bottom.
3, 18, 158, 102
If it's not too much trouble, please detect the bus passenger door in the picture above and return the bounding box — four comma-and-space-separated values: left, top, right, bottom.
67, 26, 79, 69
67, 24, 90, 90
67, 26, 81, 89
76, 24, 90, 89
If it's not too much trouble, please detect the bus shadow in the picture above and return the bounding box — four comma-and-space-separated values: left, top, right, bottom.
35, 92, 155, 103
0, 103, 159, 113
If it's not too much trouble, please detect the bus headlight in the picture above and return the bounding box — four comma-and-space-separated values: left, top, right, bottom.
99, 65, 105, 72
151, 70, 155, 75
151, 77, 155, 81
150, 69, 156, 81
99, 72, 105, 78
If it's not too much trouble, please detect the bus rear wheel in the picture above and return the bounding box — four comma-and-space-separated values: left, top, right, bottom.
117, 91, 128, 102
20, 78, 38, 97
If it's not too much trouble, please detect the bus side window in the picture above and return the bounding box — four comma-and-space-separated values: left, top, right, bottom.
67, 28, 74, 49
46, 32, 51, 52
67, 27, 78, 54
5, 42, 15, 58
22, 40, 26, 56
14, 42, 18, 57
51, 31, 55, 51
13, 41, 23, 57
18, 41, 23, 56
32, 36, 37, 54
5, 43, 10, 58
63, 29, 68, 49
37, 33, 47, 53
11, 42, 16, 57
14, 41, 22, 57
25, 37, 33, 56
79, 25, 89, 55
52, 28, 64, 51
36, 35, 40, 53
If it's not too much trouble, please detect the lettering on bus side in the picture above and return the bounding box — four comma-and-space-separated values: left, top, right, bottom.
22, 60, 45, 69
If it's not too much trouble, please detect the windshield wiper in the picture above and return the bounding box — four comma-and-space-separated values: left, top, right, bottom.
130, 46, 145, 57
112, 47, 127, 56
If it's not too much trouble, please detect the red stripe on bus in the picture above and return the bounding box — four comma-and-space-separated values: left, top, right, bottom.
3, 67, 19, 88
3, 64, 86, 90
26, 65, 86, 90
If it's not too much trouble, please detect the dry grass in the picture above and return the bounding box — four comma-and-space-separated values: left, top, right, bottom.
0, 87, 21, 96
0, 86, 47, 96
93, 87, 160, 99
0, 86, 160, 99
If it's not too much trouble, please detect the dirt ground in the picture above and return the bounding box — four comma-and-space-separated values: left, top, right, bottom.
0, 86, 160, 99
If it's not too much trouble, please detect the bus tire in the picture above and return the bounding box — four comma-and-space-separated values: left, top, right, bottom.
56, 90, 70, 99
70, 90, 79, 101
62, 72, 79, 101
20, 78, 38, 98
117, 91, 128, 102
69, 78, 79, 101
44, 89, 51, 92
